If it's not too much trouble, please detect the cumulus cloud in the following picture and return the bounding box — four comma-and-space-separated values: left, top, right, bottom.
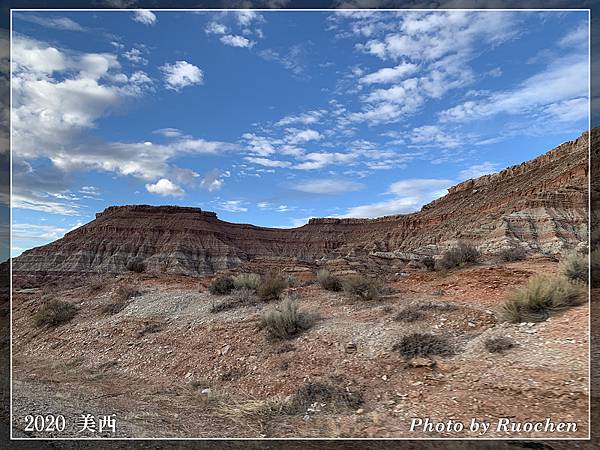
285, 128, 322, 144
160, 60, 204, 91
290, 179, 364, 194
220, 35, 255, 48
205, 22, 228, 35
132, 10, 157, 26
145, 178, 184, 196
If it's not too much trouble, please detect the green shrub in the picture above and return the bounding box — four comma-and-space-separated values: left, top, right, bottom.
484, 336, 515, 354
233, 273, 261, 291
260, 297, 316, 340
33, 300, 77, 327
316, 269, 343, 292
498, 247, 527, 262
342, 275, 380, 302
435, 242, 480, 270
560, 252, 588, 284
498, 274, 584, 323
392, 333, 454, 358
209, 275, 235, 295
126, 257, 145, 273
257, 272, 287, 301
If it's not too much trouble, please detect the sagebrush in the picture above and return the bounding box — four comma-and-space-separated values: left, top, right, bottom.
498, 247, 527, 262
257, 272, 287, 301
498, 274, 584, 323
560, 252, 588, 284
435, 242, 480, 270
484, 336, 515, 353
209, 275, 235, 295
392, 333, 454, 358
316, 269, 343, 292
342, 275, 380, 301
233, 273, 261, 291
260, 297, 316, 339
33, 299, 77, 327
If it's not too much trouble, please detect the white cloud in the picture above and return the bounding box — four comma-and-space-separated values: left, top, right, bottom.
123, 47, 148, 65
153, 127, 184, 138
15, 14, 84, 31
276, 110, 324, 126
459, 162, 499, 180
339, 178, 451, 218
12, 222, 82, 242
234, 10, 263, 27
145, 178, 184, 196
285, 128, 322, 144
290, 179, 364, 194
218, 200, 247, 213
200, 169, 228, 192
359, 62, 418, 84
294, 152, 356, 170
132, 10, 157, 26
410, 125, 461, 149
205, 22, 228, 35
245, 157, 292, 168
220, 35, 255, 48
160, 61, 204, 91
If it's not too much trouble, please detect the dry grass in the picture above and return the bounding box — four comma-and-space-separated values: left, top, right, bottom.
284, 381, 363, 415
436, 242, 480, 270
498, 247, 527, 262
342, 275, 380, 302
260, 296, 316, 340
316, 269, 343, 292
498, 274, 584, 323
210, 288, 258, 313
257, 272, 288, 302
33, 300, 77, 327
560, 252, 588, 284
394, 301, 458, 323
233, 273, 261, 292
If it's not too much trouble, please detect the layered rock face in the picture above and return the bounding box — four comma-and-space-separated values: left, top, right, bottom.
12, 131, 589, 277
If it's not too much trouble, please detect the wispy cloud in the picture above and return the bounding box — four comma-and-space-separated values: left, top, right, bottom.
290, 179, 364, 195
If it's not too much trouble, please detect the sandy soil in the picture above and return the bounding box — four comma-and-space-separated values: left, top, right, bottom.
10, 257, 590, 439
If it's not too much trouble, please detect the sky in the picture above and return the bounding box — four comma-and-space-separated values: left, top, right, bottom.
9, 9, 589, 257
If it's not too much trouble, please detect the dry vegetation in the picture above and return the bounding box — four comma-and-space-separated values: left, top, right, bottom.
33, 299, 77, 327
260, 296, 317, 340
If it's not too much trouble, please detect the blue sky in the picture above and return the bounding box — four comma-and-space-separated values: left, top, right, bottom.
10, 9, 589, 257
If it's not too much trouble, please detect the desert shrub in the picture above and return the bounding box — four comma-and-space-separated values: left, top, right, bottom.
498, 247, 527, 262
394, 301, 458, 323
257, 272, 287, 301
284, 381, 363, 415
560, 252, 588, 284
592, 248, 600, 288
33, 300, 77, 327
498, 274, 584, 323
435, 242, 480, 271
392, 333, 454, 358
210, 288, 258, 313
126, 257, 145, 273
484, 336, 515, 354
102, 285, 139, 315
420, 256, 436, 271
209, 275, 235, 295
342, 275, 380, 302
260, 297, 316, 340
394, 307, 425, 322
87, 276, 106, 293
233, 273, 261, 291
317, 269, 343, 292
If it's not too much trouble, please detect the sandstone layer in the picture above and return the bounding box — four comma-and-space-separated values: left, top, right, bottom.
12, 131, 589, 277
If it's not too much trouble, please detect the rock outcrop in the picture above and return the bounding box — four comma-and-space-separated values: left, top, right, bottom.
12, 130, 589, 277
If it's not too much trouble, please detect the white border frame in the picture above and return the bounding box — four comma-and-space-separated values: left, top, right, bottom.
8, 7, 593, 441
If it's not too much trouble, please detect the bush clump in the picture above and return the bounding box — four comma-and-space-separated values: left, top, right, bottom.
233, 273, 261, 292
560, 252, 588, 284
498, 247, 527, 262
284, 381, 363, 415
210, 288, 258, 313
260, 297, 316, 340
420, 256, 436, 271
393, 301, 458, 323
257, 272, 288, 301
102, 285, 139, 315
317, 269, 343, 292
392, 333, 455, 358
435, 242, 480, 271
209, 275, 235, 295
498, 274, 584, 323
33, 300, 77, 327
342, 275, 380, 302
126, 257, 146, 273
484, 336, 515, 354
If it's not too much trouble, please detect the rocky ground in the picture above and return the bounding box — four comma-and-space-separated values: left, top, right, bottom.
10, 257, 590, 439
